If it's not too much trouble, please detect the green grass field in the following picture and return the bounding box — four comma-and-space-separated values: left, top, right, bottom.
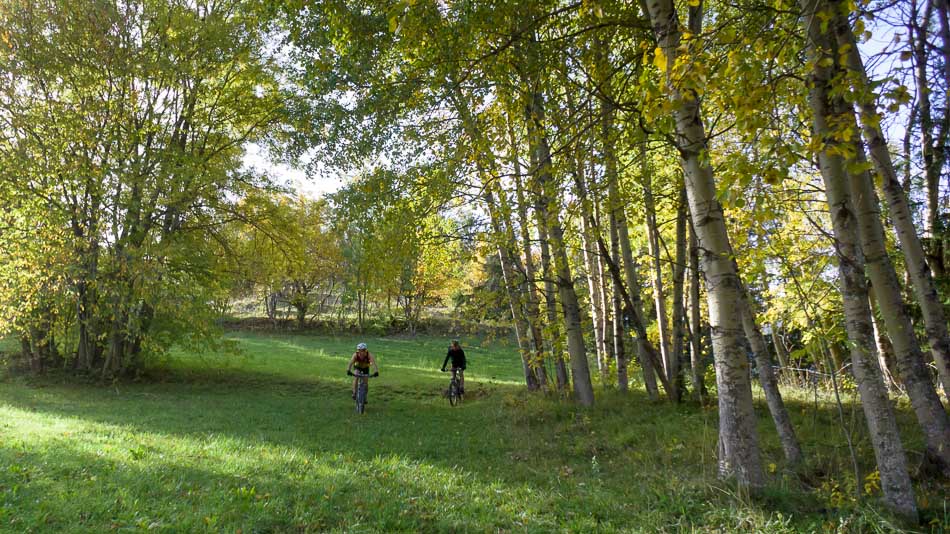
0, 332, 946, 532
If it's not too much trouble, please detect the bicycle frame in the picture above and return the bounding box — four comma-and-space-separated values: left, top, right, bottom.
444, 368, 463, 406
352, 371, 372, 414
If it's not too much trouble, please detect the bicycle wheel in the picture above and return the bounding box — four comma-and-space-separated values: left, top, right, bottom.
356, 379, 367, 414
448, 381, 459, 406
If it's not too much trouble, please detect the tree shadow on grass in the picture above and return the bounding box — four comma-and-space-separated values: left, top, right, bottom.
0, 376, 654, 532
0, 428, 573, 532
1, 369, 940, 532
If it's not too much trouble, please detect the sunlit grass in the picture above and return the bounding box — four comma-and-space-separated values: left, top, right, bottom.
0, 332, 944, 532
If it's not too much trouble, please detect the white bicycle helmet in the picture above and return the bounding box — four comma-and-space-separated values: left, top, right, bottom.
356, 343, 368, 350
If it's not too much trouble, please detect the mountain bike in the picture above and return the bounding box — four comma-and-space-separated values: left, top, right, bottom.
442, 367, 463, 406
347, 370, 377, 414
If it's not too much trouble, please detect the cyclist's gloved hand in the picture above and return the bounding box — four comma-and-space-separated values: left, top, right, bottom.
346, 370, 353, 376
372, 372, 379, 377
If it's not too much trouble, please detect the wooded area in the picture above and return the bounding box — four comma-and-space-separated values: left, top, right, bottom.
1, 0, 949, 524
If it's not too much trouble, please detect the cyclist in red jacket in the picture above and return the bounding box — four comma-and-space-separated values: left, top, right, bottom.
347, 342, 378, 399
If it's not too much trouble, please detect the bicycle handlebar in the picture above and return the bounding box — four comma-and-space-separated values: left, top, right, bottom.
348, 371, 378, 377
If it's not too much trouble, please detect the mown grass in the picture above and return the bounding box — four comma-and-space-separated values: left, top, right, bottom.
0, 332, 947, 533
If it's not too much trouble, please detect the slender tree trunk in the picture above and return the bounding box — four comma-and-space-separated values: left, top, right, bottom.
741, 301, 804, 465
597, 228, 616, 385
497, 181, 548, 388
525, 87, 594, 405
800, 0, 918, 516
845, 126, 950, 473
614, 143, 664, 399
689, 225, 707, 402
771, 326, 790, 369
669, 186, 689, 401
596, 36, 629, 391
76, 284, 96, 371
911, 0, 948, 279
595, 232, 671, 397
608, 212, 628, 391
722, 237, 803, 464
869, 288, 900, 392
575, 169, 608, 389
514, 139, 564, 390
485, 187, 540, 391
537, 212, 566, 391
644, 170, 673, 383
836, 13, 950, 401
454, 89, 543, 390
647, 0, 763, 486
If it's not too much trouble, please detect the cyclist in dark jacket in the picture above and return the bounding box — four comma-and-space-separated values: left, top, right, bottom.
441, 339, 466, 393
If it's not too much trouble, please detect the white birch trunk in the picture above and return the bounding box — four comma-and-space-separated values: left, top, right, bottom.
525, 88, 594, 406
689, 226, 706, 402
800, 0, 918, 515
644, 170, 673, 382
834, 16, 950, 401
646, 0, 763, 486
670, 187, 688, 401
846, 129, 950, 473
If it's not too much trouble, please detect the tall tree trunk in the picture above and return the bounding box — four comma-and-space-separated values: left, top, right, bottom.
911, 0, 948, 279
497, 180, 548, 388
454, 89, 543, 390
800, 0, 918, 516
771, 326, 790, 369
597, 227, 616, 386
597, 34, 629, 391
608, 212, 628, 391
76, 283, 96, 371
644, 169, 674, 383
669, 186, 689, 401
485, 186, 541, 391
525, 86, 594, 406
594, 231, 671, 397
836, 11, 950, 401
741, 301, 804, 465
647, 0, 764, 486
616, 195, 658, 396
614, 143, 664, 399
869, 288, 900, 393
537, 212, 567, 391
514, 136, 564, 390
574, 165, 608, 389
845, 126, 950, 474
724, 239, 803, 464
689, 225, 707, 402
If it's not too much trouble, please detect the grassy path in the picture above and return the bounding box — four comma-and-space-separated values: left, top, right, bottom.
0, 332, 944, 532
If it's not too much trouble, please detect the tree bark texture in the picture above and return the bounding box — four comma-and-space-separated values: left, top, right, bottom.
845, 128, 950, 474
669, 186, 689, 401
800, 0, 918, 516
644, 170, 674, 384
689, 225, 707, 402
646, 0, 764, 486
525, 87, 594, 406
835, 13, 950, 401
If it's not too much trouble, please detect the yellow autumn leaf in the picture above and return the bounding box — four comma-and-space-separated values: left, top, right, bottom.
653, 47, 667, 71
